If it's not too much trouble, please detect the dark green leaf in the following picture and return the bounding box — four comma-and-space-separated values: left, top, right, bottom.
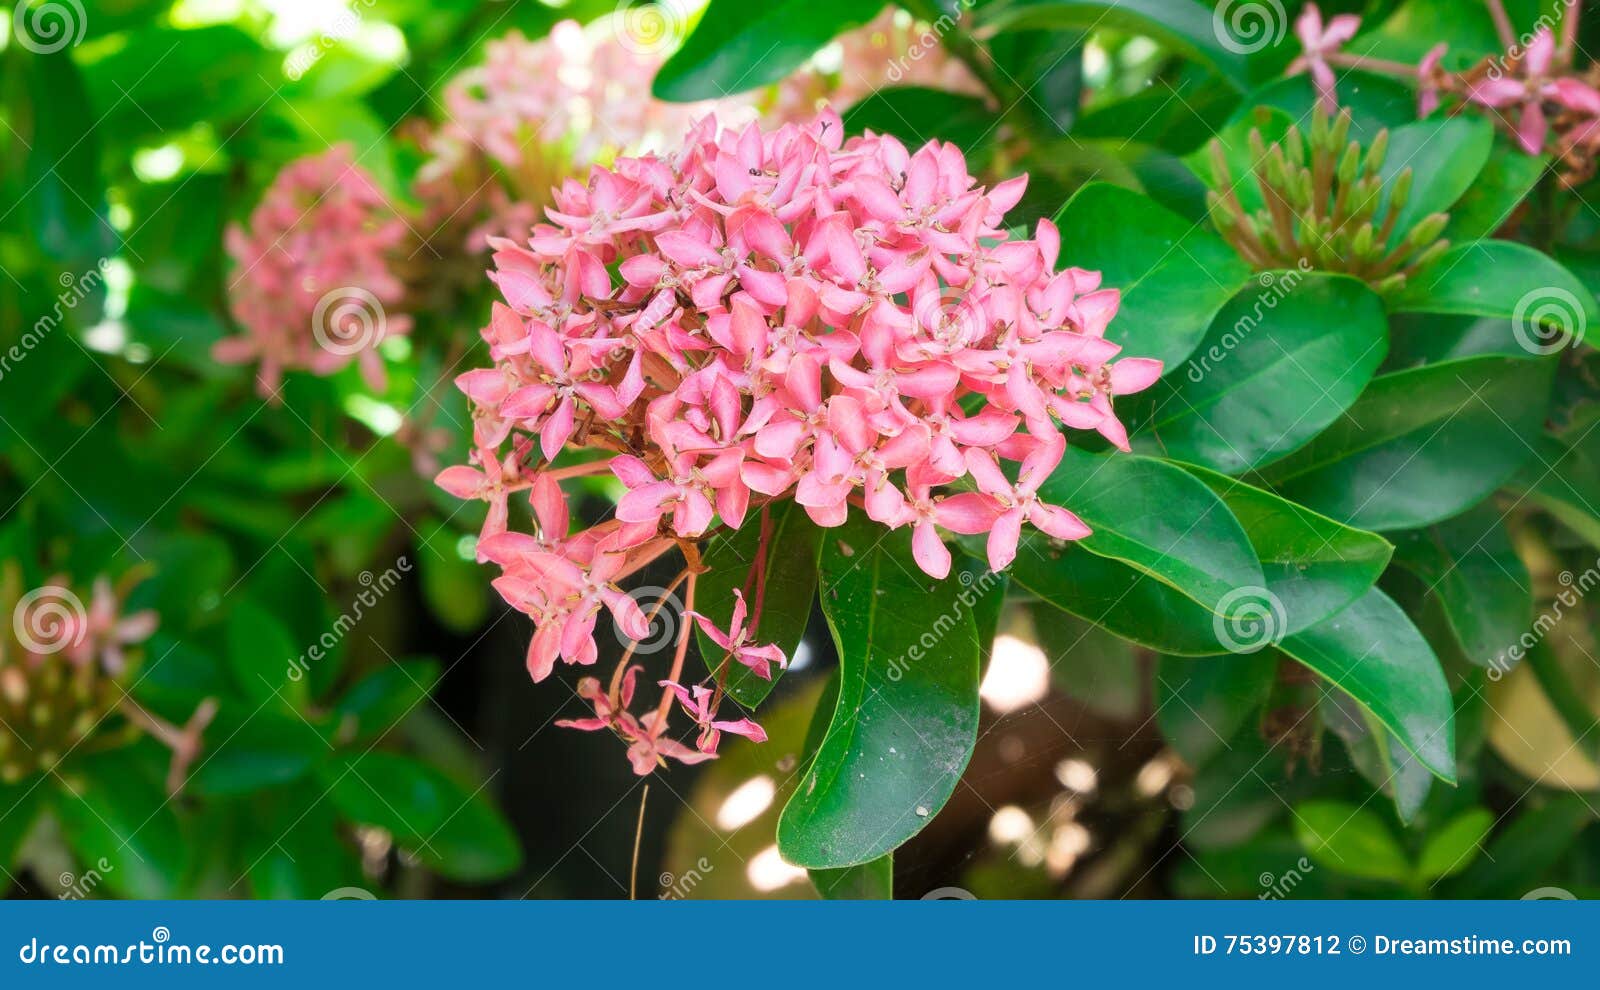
842, 87, 995, 157
333, 658, 442, 743
188, 709, 333, 797
1053, 182, 1252, 369
1281, 589, 1455, 782
979, 0, 1249, 90
1391, 505, 1532, 668
652, 0, 885, 101
1182, 463, 1392, 635
1258, 354, 1554, 531
1392, 241, 1598, 338
1036, 446, 1263, 611
226, 601, 304, 709
696, 501, 822, 706
1156, 653, 1276, 768
55, 748, 189, 898
1133, 273, 1389, 473
1443, 139, 1549, 242
778, 513, 980, 868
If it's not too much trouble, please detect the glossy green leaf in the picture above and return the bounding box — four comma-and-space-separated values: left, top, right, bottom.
1035, 446, 1263, 612
320, 752, 521, 883
777, 514, 981, 868
1281, 589, 1455, 782
652, 0, 885, 101
696, 501, 822, 706
1392, 241, 1599, 338
1053, 182, 1252, 369
1392, 505, 1532, 668
1378, 116, 1493, 245
1320, 691, 1431, 823
1258, 354, 1554, 531
1294, 799, 1411, 882
979, 0, 1249, 90
1132, 273, 1389, 474
1444, 139, 1549, 242
1182, 463, 1392, 635
811, 854, 892, 899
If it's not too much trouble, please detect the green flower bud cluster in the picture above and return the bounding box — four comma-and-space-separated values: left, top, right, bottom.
1204, 106, 1451, 296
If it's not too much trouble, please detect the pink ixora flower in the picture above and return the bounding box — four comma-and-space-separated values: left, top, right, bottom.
215, 145, 411, 398
437, 109, 1160, 773
1465, 28, 1560, 154
1289, 3, 1362, 112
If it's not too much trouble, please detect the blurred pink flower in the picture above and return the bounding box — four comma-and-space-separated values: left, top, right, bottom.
215, 145, 410, 398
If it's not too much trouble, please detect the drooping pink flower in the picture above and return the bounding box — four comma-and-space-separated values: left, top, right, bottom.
1289, 4, 1363, 112
1417, 43, 1449, 116
659, 680, 767, 755
215, 145, 411, 398
688, 590, 786, 681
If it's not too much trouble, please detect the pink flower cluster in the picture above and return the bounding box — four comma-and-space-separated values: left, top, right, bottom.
1292, 3, 1600, 179
215, 145, 412, 397
415, 20, 747, 252
437, 110, 1160, 772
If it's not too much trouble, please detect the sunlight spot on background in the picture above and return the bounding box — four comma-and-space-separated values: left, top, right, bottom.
344, 395, 403, 436
1135, 755, 1176, 797
746, 845, 807, 892
1054, 758, 1098, 794
133, 145, 185, 183
979, 634, 1050, 713
988, 805, 1032, 845
788, 638, 813, 673
716, 775, 775, 831
455, 535, 477, 562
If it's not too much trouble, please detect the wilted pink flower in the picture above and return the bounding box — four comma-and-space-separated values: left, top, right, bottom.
215, 145, 411, 397
1289, 4, 1363, 112
439, 110, 1160, 772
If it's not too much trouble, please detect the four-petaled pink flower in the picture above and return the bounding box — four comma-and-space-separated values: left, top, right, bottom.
1291, 3, 1363, 112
